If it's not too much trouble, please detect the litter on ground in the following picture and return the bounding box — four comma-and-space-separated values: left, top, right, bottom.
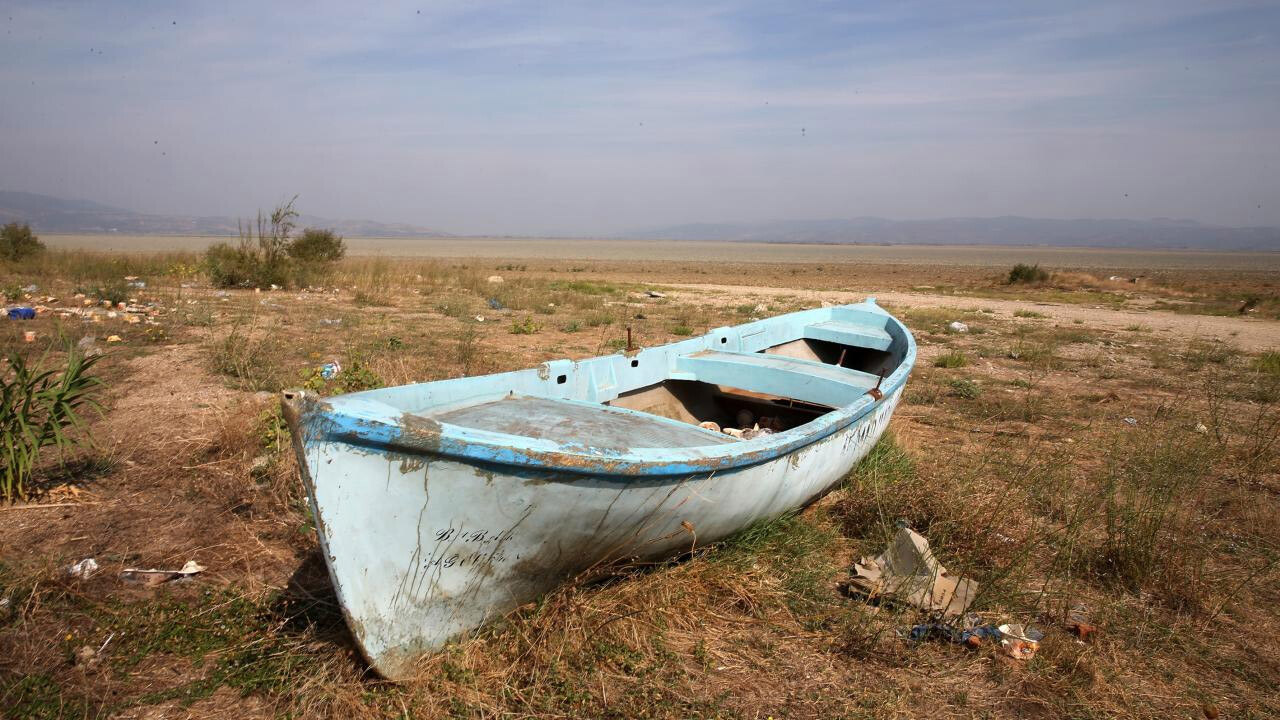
997, 623, 1044, 660
847, 527, 978, 617
67, 558, 99, 579
120, 560, 205, 587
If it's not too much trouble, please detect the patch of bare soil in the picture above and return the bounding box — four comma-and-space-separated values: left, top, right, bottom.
666, 283, 1280, 351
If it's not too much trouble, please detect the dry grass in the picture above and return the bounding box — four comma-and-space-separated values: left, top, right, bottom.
1, 249, 1278, 719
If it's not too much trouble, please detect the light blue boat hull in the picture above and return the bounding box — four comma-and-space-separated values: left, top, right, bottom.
283, 299, 915, 679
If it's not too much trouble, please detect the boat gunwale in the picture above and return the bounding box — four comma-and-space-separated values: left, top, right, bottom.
286, 302, 916, 477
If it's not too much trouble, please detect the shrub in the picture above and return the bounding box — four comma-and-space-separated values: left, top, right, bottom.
288, 228, 346, 263
204, 242, 261, 289
203, 198, 298, 288
1007, 263, 1049, 284
934, 350, 968, 368
0, 222, 45, 262
2, 348, 102, 502
948, 378, 980, 399
510, 316, 541, 335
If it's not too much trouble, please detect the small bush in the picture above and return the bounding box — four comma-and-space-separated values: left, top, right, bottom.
301, 353, 384, 395
948, 378, 981, 399
1013, 309, 1047, 319
934, 350, 968, 368
2, 347, 102, 502
0, 222, 45, 262
1007, 263, 1050, 284
287, 228, 345, 263
510, 316, 541, 335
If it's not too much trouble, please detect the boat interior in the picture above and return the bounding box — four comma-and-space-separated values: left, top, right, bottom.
350, 303, 911, 451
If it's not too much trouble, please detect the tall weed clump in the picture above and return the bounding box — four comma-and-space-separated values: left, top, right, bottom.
1096, 413, 1216, 596
1, 348, 102, 502
204, 198, 344, 289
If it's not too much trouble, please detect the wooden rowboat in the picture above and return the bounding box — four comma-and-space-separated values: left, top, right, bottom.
282, 298, 916, 679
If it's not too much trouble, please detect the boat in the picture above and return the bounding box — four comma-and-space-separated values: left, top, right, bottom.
281, 298, 916, 679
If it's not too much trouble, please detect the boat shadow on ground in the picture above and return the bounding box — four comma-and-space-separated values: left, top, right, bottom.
272, 550, 369, 671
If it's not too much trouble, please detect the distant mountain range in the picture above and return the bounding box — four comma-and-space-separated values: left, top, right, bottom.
0, 190, 449, 238
630, 216, 1280, 251
4, 190, 1278, 250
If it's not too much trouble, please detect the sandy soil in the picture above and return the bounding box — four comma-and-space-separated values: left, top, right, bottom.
665, 283, 1280, 351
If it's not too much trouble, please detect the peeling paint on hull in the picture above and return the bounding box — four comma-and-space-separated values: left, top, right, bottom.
282, 300, 915, 680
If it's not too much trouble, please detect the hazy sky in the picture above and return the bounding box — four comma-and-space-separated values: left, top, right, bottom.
1, 1, 1277, 234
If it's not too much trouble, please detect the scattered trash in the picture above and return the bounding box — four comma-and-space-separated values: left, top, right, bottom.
6, 307, 36, 320
909, 616, 1002, 647
474, 315, 485, 323
127, 280, 146, 289
742, 425, 774, 440
948, 321, 969, 333
699, 421, 721, 433
106, 335, 122, 343
320, 361, 342, 380
722, 427, 745, 439
487, 297, 504, 310
997, 623, 1044, 660
23, 330, 36, 343
1122, 417, 1138, 426
487, 275, 504, 284
847, 527, 978, 617
753, 303, 768, 314
1068, 620, 1097, 642
75, 645, 99, 667
319, 318, 342, 326
1194, 422, 1209, 434
646, 290, 666, 298
67, 558, 99, 579
21, 284, 38, 293
120, 560, 205, 587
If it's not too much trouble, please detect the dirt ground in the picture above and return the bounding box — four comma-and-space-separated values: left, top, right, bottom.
1, 251, 1277, 719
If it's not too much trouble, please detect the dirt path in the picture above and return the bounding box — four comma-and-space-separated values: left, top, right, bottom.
664, 283, 1280, 352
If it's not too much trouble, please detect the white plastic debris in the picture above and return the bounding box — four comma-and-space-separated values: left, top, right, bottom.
646, 290, 666, 298
1123, 417, 1138, 426
997, 623, 1044, 660
120, 560, 205, 587
1194, 422, 1209, 434
948, 321, 969, 333
67, 558, 99, 579
487, 275, 504, 283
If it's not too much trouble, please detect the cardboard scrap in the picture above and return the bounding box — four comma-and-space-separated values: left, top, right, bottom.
849, 527, 978, 617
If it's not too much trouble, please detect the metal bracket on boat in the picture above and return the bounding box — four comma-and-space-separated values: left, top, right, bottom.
866, 370, 886, 401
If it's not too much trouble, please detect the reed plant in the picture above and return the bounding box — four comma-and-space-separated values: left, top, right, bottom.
1, 347, 102, 502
